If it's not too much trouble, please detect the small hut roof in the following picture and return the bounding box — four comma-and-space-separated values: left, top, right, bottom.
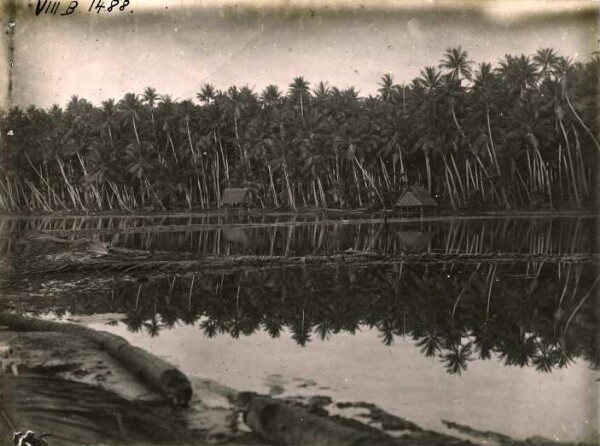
221, 188, 250, 205
395, 186, 437, 207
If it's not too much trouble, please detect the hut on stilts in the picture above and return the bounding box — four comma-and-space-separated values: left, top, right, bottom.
221, 188, 251, 217
395, 185, 438, 218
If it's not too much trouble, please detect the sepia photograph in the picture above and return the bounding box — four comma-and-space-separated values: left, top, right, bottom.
0, 0, 598, 444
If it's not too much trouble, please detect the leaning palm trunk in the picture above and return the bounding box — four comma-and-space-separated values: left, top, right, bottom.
77, 154, 102, 210
572, 127, 590, 197
533, 147, 552, 208
449, 150, 467, 204
198, 149, 210, 207
425, 153, 432, 195
283, 165, 296, 211
558, 119, 582, 207
379, 157, 392, 194
444, 169, 457, 210
185, 117, 197, 164
213, 155, 221, 205
25, 154, 68, 211
196, 176, 206, 209
311, 178, 319, 206
558, 142, 564, 201
441, 156, 459, 209
233, 116, 247, 169
398, 145, 406, 183
465, 158, 481, 200
317, 176, 327, 207
511, 159, 531, 203
267, 162, 279, 207
526, 149, 534, 193
352, 163, 363, 206
449, 106, 480, 203
216, 130, 230, 186
131, 115, 141, 147
57, 158, 85, 211
564, 90, 600, 153
165, 134, 178, 164
441, 152, 462, 208
354, 156, 384, 206
485, 109, 509, 207
24, 179, 52, 211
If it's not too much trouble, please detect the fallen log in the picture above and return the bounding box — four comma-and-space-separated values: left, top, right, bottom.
238, 393, 394, 446
0, 313, 192, 406
237, 393, 475, 446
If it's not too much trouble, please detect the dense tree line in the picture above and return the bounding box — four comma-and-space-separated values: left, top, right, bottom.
0, 47, 598, 212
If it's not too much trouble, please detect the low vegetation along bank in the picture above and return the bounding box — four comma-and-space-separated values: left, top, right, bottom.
0, 48, 597, 213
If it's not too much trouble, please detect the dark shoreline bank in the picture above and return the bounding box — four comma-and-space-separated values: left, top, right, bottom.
0, 207, 595, 220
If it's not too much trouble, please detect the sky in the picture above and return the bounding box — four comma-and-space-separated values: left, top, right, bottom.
3, 0, 598, 109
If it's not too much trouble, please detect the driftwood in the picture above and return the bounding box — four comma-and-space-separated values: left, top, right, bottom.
239, 393, 391, 446
0, 313, 192, 406
238, 393, 475, 446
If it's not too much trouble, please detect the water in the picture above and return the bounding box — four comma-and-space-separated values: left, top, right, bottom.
1, 214, 598, 443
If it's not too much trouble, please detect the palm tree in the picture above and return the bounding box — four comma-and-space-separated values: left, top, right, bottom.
97, 99, 119, 146
413, 66, 444, 194
439, 46, 473, 84
157, 94, 179, 163
196, 83, 216, 106
142, 87, 160, 118
554, 56, 600, 154
288, 76, 311, 116
503, 95, 555, 205
416, 66, 443, 93
377, 73, 396, 102
312, 81, 331, 103
470, 62, 510, 207
142, 87, 160, 150
2, 48, 598, 213
532, 48, 560, 83
117, 92, 143, 147
497, 54, 538, 99
66, 95, 93, 118
261, 84, 282, 108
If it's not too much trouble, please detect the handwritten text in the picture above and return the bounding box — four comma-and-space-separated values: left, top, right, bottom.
35, 0, 130, 16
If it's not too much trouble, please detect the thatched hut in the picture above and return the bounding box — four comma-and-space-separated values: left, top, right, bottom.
221, 188, 251, 208
395, 186, 437, 217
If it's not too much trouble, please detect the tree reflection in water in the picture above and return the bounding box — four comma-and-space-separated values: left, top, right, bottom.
4, 216, 597, 375
31, 261, 598, 375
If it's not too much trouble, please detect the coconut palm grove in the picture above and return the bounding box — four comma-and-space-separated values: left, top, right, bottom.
0, 47, 598, 213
